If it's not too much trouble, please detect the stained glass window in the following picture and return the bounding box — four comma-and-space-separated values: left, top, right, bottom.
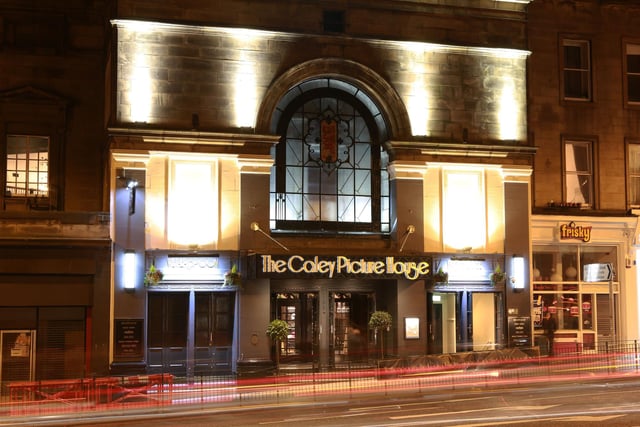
271, 82, 389, 233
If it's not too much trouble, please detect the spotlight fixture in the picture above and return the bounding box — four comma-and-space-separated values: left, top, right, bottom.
250, 222, 289, 251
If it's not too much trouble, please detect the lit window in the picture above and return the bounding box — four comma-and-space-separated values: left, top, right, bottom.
625, 43, 640, 104
563, 140, 593, 207
562, 39, 591, 101
271, 81, 389, 233
628, 143, 640, 207
5, 135, 49, 197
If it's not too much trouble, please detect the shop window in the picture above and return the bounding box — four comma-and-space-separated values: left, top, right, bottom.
271, 80, 389, 233
563, 139, 594, 207
562, 39, 591, 101
533, 245, 617, 338
628, 142, 640, 207
625, 42, 640, 105
5, 135, 49, 198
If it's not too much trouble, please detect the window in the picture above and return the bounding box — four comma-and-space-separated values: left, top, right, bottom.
271, 81, 389, 233
323, 10, 345, 33
625, 43, 640, 104
533, 245, 618, 346
562, 39, 591, 101
5, 135, 49, 197
628, 143, 640, 207
564, 140, 593, 207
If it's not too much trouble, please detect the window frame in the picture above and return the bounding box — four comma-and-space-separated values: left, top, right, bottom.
532, 244, 618, 340
0, 87, 67, 211
560, 38, 592, 102
623, 40, 640, 107
626, 140, 640, 208
5, 134, 50, 198
562, 138, 595, 208
271, 87, 389, 234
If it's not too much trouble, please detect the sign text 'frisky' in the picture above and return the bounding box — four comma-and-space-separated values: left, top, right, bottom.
260, 255, 430, 280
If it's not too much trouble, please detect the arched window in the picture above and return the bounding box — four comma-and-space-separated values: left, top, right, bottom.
270, 79, 389, 233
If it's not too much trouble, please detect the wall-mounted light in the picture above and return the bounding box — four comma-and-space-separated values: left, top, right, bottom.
399, 225, 416, 252
123, 250, 137, 292
126, 179, 138, 215
250, 222, 289, 251
511, 255, 525, 291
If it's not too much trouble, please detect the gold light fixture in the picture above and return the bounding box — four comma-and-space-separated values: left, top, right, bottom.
399, 225, 416, 252
250, 222, 289, 251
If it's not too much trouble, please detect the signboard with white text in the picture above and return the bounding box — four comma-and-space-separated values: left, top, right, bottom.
583, 263, 613, 282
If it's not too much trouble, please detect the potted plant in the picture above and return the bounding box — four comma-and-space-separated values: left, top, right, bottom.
368, 310, 393, 359
224, 264, 241, 287
144, 264, 163, 286
266, 319, 289, 371
490, 264, 505, 285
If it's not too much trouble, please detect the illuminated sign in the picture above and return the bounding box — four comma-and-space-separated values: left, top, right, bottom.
559, 221, 591, 243
447, 259, 491, 282
162, 255, 220, 281
258, 255, 431, 280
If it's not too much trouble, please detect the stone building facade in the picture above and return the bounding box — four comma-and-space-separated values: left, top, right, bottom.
12, 0, 640, 383
109, 0, 534, 375
0, 1, 112, 385
528, 0, 640, 351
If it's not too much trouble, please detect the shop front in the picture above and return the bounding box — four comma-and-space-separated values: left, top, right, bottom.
111, 251, 240, 377
531, 216, 638, 354
250, 254, 431, 369
427, 256, 508, 354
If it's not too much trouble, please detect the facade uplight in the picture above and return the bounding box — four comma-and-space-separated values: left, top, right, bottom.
511, 255, 525, 291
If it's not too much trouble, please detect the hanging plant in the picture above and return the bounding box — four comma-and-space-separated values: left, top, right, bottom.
224, 264, 241, 287
490, 264, 505, 285
433, 265, 448, 284
144, 264, 163, 286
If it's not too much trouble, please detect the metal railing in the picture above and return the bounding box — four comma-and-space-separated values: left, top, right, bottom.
3, 340, 640, 419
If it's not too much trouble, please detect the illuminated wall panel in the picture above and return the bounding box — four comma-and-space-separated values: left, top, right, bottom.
442, 169, 486, 251
423, 167, 442, 252
168, 159, 218, 248
114, 20, 528, 143
485, 168, 506, 253
145, 155, 167, 250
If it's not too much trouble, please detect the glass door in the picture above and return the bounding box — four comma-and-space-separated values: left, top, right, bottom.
329, 292, 373, 365
272, 292, 318, 363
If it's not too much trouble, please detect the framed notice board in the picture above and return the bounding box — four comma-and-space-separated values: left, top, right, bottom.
114, 319, 144, 360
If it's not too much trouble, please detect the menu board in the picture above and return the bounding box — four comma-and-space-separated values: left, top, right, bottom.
508, 316, 531, 348
114, 319, 143, 360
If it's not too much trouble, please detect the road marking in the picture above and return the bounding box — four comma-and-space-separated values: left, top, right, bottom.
348, 396, 493, 412
389, 405, 558, 420
454, 414, 624, 426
